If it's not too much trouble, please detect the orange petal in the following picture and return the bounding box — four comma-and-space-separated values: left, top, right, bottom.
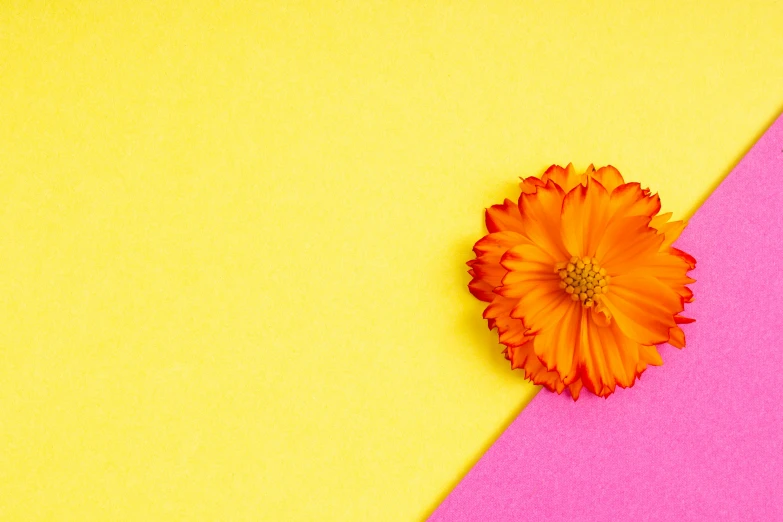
637, 344, 663, 373
587, 310, 641, 393
510, 284, 570, 333
520, 175, 546, 194
468, 262, 505, 295
567, 380, 583, 400
504, 330, 585, 400
541, 164, 586, 194
593, 165, 625, 192
517, 181, 570, 262
624, 250, 695, 302
498, 322, 532, 347
486, 198, 524, 233
483, 296, 532, 346
595, 215, 663, 275
649, 210, 689, 250
580, 308, 667, 396
600, 275, 682, 345
560, 178, 611, 257
473, 231, 527, 257
470, 231, 527, 291
467, 269, 496, 302
649, 212, 673, 230
483, 295, 516, 323
499, 244, 570, 332
499, 242, 559, 292
540, 164, 569, 188
671, 247, 697, 270
657, 220, 687, 249
679, 286, 695, 304
506, 341, 569, 394
532, 300, 583, 383
668, 325, 686, 348
609, 182, 661, 220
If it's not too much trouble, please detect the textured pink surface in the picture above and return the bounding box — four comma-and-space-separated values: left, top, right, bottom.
430, 114, 783, 521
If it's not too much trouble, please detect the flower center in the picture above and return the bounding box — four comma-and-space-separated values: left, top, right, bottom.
558, 256, 610, 308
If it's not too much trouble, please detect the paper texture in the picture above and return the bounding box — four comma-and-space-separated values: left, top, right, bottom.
430, 113, 783, 521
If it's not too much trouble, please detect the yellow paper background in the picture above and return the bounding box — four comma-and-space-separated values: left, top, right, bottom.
1, 1, 782, 520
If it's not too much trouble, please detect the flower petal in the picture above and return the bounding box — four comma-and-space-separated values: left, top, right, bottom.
469, 231, 527, 294
560, 178, 611, 257
498, 322, 532, 347
668, 325, 686, 348
483, 296, 532, 346
671, 247, 697, 270
595, 215, 663, 274
541, 164, 573, 189
567, 380, 583, 400
624, 251, 695, 302
483, 295, 515, 323
467, 269, 496, 302
657, 220, 687, 250
520, 175, 546, 194
517, 181, 570, 261
650, 211, 688, 250
532, 300, 584, 383
468, 230, 528, 301
486, 198, 525, 233
473, 231, 527, 257
498, 243, 570, 333
505, 341, 569, 394
609, 182, 661, 220
593, 165, 625, 192
499, 241, 557, 281
601, 274, 682, 345
579, 310, 642, 396
637, 344, 663, 373
649, 212, 673, 230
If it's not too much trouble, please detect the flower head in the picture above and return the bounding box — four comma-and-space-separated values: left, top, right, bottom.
467, 164, 695, 399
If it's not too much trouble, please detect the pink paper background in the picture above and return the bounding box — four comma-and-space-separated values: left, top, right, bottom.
430, 114, 783, 521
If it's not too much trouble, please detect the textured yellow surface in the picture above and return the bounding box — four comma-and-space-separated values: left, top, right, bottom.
1, 2, 782, 520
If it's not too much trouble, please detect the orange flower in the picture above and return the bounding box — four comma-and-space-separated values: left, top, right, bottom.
467, 164, 695, 399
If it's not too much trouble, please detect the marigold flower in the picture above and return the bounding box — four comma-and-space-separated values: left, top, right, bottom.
467, 164, 695, 399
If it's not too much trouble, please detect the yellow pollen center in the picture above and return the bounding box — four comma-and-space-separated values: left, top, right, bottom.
558, 256, 611, 308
